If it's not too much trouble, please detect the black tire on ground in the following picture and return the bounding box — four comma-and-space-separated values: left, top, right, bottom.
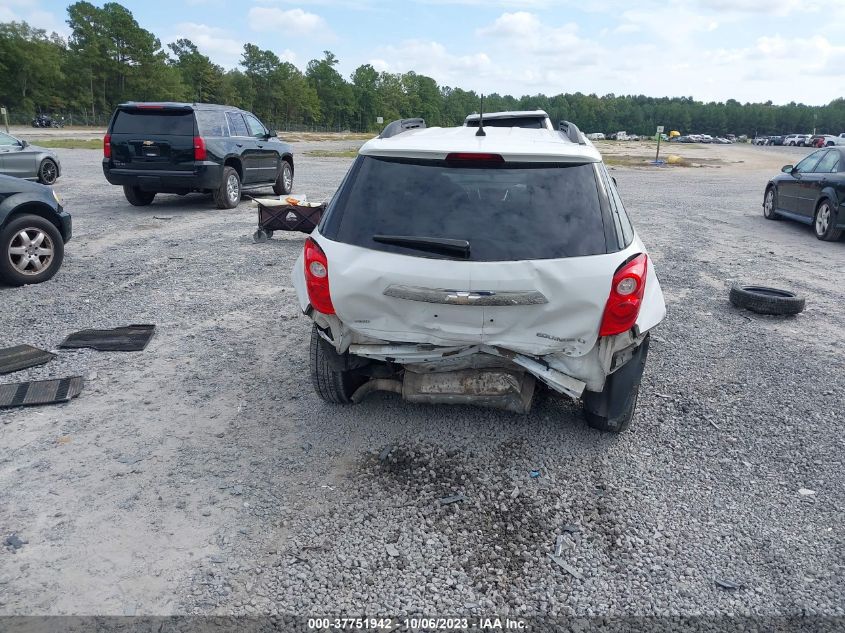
215, 166, 241, 209
37, 158, 59, 185
813, 199, 843, 242
123, 185, 156, 206
763, 187, 780, 220
310, 325, 366, 404
729, 285, 805, 315
273, 160, 294, 196
0, 214, 65, 286
582, 336, 650, 433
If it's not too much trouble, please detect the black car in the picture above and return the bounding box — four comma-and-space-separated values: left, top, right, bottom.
102, 102, 294, 209
0, 174, 71, 285
763, 147, 845, 241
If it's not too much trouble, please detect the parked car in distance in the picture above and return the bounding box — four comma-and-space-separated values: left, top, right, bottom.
0, 174, 71, 285
586, 132, 606, 140
763, 147, 845, 241
102, 102, 294, 209
768, 135, 785, 146
464, 110, 553, 130
752, 136, 769, 145
293, 118, 667, 432
0, 132, 61, 185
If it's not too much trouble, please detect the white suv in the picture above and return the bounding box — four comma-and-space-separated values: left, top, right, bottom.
464, 110, 554, 130
292, 118, 666, 432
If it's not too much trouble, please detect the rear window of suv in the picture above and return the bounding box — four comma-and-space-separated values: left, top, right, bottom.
466, 117, 547, 129
111, 110, 195, 136
322, 156, 608, 262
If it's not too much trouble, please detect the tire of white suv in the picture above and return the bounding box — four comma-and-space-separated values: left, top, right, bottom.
310, 325, 367, 404
582, 336, 650, 433
0, 214, 65, 286
123, 185, 156, 206
215, 166, 241, 209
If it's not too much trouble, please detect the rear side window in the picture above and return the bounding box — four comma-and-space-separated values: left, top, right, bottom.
112, 110, 195, 135
196, 110, 228, 137
323, 156, 607, 262
227, 112, 249, 137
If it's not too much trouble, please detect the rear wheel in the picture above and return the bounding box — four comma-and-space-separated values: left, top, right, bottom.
38, 158, 58, 185
814, 200, 842, 242
123, 185, 156, 206
310, 325, 366, 404
273, 160, 293, 196
0, 214, 64, 286
763, 187, 780, 220
215, 166, 241, 209
582, 337, 650, 433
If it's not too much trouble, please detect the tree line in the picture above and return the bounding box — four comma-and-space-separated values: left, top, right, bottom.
2, 1, 845, 135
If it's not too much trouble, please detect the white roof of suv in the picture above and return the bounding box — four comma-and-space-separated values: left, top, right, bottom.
360, 125, 601, 163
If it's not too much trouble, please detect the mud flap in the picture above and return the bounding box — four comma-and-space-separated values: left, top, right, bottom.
582, 335, 650, 427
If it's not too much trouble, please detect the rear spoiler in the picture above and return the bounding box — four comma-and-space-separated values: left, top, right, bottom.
118, 102, 193, 112
379, 118, 426, 139
559, 120, 586, 145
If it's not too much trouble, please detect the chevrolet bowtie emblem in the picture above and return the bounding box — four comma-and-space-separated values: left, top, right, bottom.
142, 140, 154, 146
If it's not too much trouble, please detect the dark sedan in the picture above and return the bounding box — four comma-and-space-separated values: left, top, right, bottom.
0, 174, 71, 285
763, 147, 845, 241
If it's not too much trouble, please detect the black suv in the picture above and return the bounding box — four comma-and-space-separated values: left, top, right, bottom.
0, 174, 71, 285
102, 103, 294, 209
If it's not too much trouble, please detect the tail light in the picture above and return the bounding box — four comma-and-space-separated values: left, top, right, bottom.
599, 254, 648, 337
103, 134, 111, 158
193, 136, 207, 161
445, 152, 504, 162
304, 238, 335, 315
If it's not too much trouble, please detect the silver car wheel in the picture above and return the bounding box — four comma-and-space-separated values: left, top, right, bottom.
815, 203, 831, 236
8, 228, 54, 275
227, 173, 240, 204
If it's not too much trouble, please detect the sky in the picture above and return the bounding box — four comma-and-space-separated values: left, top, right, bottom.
3, 0, 844, 105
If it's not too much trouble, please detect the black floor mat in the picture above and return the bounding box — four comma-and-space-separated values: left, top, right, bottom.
0, 376, 83, 409
59, 324, 156, 352
0, 345, 56, 374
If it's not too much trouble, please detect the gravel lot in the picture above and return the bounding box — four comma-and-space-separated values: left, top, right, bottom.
1, 140, 843, 625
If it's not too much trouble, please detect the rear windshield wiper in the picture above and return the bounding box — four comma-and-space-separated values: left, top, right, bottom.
373, 235, 470, 259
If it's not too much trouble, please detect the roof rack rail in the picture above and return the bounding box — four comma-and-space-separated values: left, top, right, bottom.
559, 120, 586, 145
379, 118, 426, 139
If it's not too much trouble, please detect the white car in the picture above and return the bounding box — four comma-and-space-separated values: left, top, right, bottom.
292, 118, 667, 432
586, 132, 606, 140
464, 110, 553, 130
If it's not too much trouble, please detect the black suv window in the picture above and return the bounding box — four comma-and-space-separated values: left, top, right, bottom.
322, 156, 607, 262
226, 112, 249, 137
112, 110, 194, 135
244, 114, 266, 138
196, 110, 228, 137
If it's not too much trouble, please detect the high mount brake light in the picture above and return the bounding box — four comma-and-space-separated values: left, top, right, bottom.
304, 238, 335, 315
445, 152, 505, 162
193, 136, 207, 161
103, 134, 111, 158
599, 253, 648, 337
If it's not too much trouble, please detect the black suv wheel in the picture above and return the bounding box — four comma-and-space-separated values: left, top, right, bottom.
123, 185, 156, 206
273, 160, 294, 196
215, 166, 241, 209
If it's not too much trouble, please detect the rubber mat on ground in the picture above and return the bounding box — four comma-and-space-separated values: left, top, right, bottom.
59, 324, 155, 352
0, 345, 56, 374
0, 376, 83, 409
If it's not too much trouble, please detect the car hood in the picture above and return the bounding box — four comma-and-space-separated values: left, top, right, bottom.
0, 174, 51, 195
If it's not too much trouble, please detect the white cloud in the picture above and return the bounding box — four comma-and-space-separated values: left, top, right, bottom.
368, 40, 492, 84
168, 23, 244, 68
0, 1, 68, 36
247, 7, 333, 37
